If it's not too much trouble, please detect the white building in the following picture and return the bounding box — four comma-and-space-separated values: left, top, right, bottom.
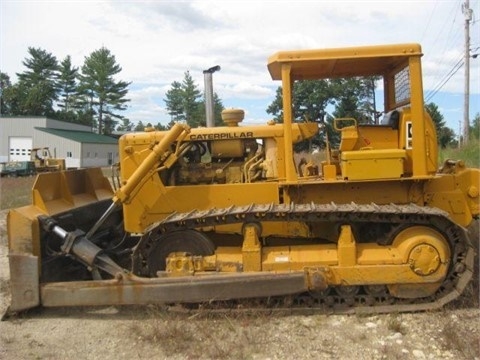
0, 117, 118, 168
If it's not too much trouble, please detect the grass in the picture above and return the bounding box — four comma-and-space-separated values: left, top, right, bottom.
441, 317, 479, 359
0, 168, 114, 211
129, 306, 268, 359
439, 138, 480, 168
386, 314, 407, 335
0, 176, 36, 210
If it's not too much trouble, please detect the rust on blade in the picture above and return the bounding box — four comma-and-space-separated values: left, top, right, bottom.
40, 272, 307, 307
8, 253, 40, 312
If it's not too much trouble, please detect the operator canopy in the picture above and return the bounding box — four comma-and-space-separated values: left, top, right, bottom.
267, 43, 423, 80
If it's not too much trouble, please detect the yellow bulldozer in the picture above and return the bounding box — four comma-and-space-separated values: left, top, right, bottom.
6, 43, 479, 315
31, 147, 66, 172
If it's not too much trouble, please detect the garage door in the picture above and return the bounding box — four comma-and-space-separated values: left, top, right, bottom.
9, 137, 32, 161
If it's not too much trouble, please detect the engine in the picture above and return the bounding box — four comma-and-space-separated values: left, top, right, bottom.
172, 137, 280, 184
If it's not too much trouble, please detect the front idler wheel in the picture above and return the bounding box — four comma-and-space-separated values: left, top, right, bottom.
142, 230, 215, 277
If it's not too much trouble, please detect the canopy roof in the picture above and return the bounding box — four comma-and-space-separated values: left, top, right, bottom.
267, 43, 422, 80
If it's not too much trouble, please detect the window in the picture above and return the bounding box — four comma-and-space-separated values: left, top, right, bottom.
67, 151, 72, 158
393, 66, 410, 106
86, 152, 91, 158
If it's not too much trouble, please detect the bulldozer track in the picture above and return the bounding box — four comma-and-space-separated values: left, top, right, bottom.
135, 203, 474, 314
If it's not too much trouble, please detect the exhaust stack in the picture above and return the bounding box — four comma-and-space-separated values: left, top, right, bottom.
203, 65, 221, 127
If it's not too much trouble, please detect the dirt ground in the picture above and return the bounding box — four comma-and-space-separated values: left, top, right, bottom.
0, 209, 479, 360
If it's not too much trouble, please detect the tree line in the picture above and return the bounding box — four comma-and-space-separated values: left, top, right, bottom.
166, 74, 466, 149
265, 78, 469, 149
117, 71, 225, 132
2, 47, 476, 148
0, 47, 225, 134
1, 47, 130, 134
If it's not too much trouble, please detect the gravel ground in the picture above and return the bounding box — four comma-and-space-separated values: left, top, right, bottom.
1, 210, 479, 360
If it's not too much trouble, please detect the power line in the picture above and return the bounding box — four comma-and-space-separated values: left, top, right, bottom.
425, 0, 463, 91
425, 58, 463, 102
420, 1, 438, 43
425, 57, 464, 102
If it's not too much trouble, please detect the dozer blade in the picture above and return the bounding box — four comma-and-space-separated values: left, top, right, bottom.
6, 168, 115, 315
8, 254, 39, 313
40, 272, 308, 307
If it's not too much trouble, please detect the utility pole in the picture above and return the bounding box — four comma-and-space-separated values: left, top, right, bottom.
462, 0, 472, 144
458, 120, 462, 148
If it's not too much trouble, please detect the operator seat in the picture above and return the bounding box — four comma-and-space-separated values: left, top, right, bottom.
380, 110, 400, 129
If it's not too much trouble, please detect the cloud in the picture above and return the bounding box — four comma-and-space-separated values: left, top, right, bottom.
221, 82, 274, 99
148, 1, 226, 31
97, 1, 228, 34
1, 0, 478, 128
125, 85, 170, 124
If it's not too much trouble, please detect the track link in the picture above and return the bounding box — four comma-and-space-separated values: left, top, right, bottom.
134, 203, 474, 313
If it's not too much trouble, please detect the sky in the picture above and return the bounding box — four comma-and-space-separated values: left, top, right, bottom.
1, 0, 479, 136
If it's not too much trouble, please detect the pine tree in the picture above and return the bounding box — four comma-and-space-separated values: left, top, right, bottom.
134, 121, 145, 132
182, 71, 202, 127
16, 47, 59, 116
164, 71, 224, 128
79, 47, 130, 134
117, 118, 134, 132
57, 55, 79, 121
197, 92, 224, 126
164, 71, 205, 128
154, 122, 168, 131
0, 72, 19, 115
164, 81, 185, 121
